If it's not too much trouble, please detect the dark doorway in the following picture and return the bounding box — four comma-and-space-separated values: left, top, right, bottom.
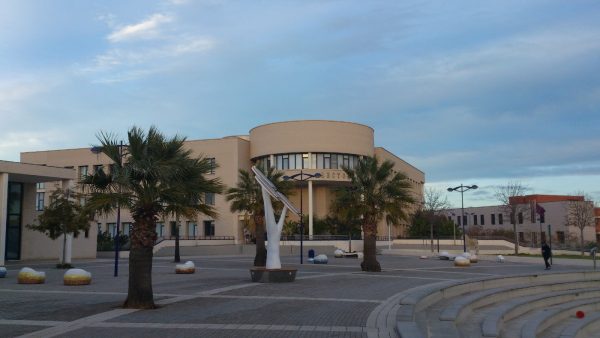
6, 182, 23, 260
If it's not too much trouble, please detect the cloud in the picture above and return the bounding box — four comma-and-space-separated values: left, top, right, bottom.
0, 131, 68, 162
107, 13, 173, 43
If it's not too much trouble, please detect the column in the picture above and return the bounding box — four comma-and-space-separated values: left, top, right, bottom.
0, 173, 8, 266
308, 180, 314, 239
61, 179, 74, 264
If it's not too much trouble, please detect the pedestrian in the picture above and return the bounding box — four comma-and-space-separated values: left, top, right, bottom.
541, 240, 552, 270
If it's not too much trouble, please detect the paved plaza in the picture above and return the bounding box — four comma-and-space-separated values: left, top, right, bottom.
0, 250, 594, 338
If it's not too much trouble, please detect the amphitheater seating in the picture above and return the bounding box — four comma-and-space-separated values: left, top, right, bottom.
396, 271, 600, 338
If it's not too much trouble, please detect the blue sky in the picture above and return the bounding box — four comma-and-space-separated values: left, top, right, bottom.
1, 0, 599, 207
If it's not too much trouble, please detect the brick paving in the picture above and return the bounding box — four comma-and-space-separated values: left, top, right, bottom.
0, 251, 592, 338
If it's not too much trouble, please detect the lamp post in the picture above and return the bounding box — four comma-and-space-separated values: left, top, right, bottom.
91, 141, 125, 277
447, 184, 478, 253
283, 170, 321, 264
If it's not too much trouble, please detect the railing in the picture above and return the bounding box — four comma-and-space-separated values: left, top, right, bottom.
155, 235, 235, 242
280, 234, 362, 241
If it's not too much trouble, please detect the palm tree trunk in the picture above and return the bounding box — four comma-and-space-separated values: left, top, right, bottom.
174, 216, 181, 263
124, 216, 156, 309
361, 224, 381, 272
254, 215, 267, 267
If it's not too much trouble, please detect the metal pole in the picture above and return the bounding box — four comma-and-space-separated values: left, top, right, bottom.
548, 224, 553, 265
461, 186, 466, 253
114, 141, 123, 277
300, 171, 303, 265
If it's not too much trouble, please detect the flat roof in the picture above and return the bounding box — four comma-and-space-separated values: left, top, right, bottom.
0, 160, 75, 183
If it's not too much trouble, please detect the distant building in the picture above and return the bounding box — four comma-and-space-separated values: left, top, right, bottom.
446, 195, 597, 247
10, 120, 424, 261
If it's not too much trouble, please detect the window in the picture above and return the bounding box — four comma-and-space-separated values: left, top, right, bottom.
518, 212, 523, 224
480, 215, 485, 225
122, 222, 132, 236
491, 214, 496, 225
79, 196, 86, 206
36, 182, 45, 189
93, 165, 103, 173
170, 221, 183, 236
331, 154, 338, 169
97, 223, 103, 235
107, 223, 117, 237
457, 216, 461, 225
557, 231, 565, 244
78, 165, 88, 180
463, 216, 467, 226
208, 158, 216, 174
498, 213, 503, 224
155, 222, 165, 237
205, 192, 215, 206
519, 232, 524, 242
473, 215, 478, 225
302, 154, 309, 169
36, 192, 44, 211
324, 154, 331, 169
204, 220, 215, 236
188, 222, 197, 237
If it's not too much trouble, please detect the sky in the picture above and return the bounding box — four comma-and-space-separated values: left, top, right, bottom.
1, 0, 599, 208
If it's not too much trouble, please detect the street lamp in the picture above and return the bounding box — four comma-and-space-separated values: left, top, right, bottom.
447, 184, 478, 253
283, 170, 321, 264
91, 141, 125, 277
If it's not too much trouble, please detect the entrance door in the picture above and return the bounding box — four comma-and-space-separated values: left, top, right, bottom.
6, 182, 23, 260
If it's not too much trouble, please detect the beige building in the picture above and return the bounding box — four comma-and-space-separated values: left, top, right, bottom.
0, 161, 96, 264
17, 120, 424, 259
446, 195, 597, 248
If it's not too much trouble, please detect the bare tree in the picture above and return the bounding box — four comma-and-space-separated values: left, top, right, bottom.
423, 187, 451, 252
565, 195, 595, 256
494, 181, 529, 254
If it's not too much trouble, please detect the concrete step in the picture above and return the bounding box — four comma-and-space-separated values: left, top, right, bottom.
481, 288, 600, 337
396, 271, 600, 338
519, 298, 600, 338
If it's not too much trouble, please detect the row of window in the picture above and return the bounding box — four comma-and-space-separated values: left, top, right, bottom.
36, 192, 215, 211
453, 212, 535, 226
75, 158, 217, 181
256, 153, 360, 171
99, 220, 215, 237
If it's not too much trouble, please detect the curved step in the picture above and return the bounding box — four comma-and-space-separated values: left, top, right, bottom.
520, 298, 600, 338
440, 280, 600, 322
481, 288, 600, 337
559, 311, 600, 338
396, 271, 600, 338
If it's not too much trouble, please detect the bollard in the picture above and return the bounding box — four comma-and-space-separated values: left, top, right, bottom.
591, 247, 597, 270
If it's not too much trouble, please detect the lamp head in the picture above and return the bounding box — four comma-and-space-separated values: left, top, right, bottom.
447, 187, 454, 192
90, 146, 103, 154
283, 176, 291, 181
471, 185, 478, 189
314, 173, 322, 178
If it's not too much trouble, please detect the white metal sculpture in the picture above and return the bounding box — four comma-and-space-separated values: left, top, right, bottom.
251, 166, 300, 270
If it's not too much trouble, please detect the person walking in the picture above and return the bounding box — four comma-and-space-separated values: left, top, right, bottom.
542, 240, 552, 270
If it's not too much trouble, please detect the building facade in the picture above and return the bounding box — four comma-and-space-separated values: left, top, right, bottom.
0, 161, 97, 264
19, 120, 424, 258
446, 195, 597, 248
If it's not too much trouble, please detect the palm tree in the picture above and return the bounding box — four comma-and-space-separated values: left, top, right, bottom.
83, 126, 223, 309
334, 156, 415, 272
226, 167, 292, 267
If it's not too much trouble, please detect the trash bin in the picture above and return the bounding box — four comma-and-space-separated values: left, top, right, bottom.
308, 249, 315, 259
